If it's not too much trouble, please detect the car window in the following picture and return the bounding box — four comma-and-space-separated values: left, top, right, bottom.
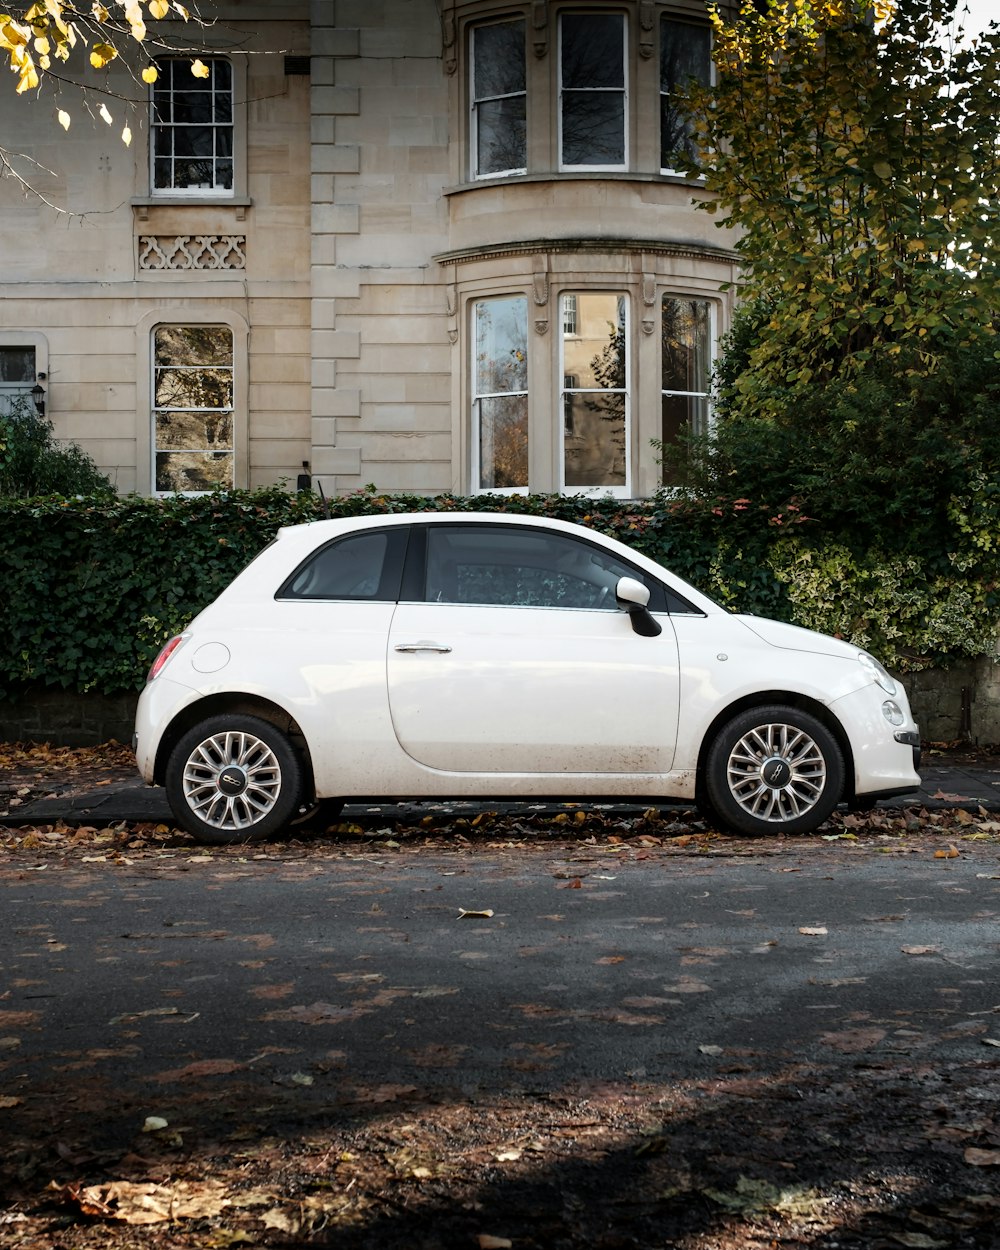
278, 529, 407, 601
423, 524, 663, 610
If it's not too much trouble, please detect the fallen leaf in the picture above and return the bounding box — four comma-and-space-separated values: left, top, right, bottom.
964, 1147, 1000, 1166
478, 1237, 514, 1249
799, 926, 828, 936
933, 845, 960, 859
62, 1180, 229, 1224
902, 945, 939, 956
457, 908, 495, 919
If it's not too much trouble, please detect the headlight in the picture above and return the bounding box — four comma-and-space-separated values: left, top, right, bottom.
859, 652, 897, 696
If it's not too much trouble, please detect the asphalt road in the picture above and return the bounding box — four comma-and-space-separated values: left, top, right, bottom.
3, 842, 999, 1155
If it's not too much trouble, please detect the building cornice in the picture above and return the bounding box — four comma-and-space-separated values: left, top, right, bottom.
434, 237, 742, 266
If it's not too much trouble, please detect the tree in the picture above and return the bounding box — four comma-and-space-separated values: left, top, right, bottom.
679, 0, 1000, 411
0, 1, 208, 200
0, 395, 113, 497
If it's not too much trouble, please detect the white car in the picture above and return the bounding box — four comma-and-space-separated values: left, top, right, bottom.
134, 511, 920, 843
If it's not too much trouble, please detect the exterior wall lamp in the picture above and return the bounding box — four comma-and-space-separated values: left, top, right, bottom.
31, 374, 46, 417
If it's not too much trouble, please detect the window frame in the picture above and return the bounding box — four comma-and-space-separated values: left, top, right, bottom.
471, 292, 531, 495
0, 333, 48, 419
147, 54, 248, 201
659, 15, 713, 176
557, 10, 629, 173
417, 521, 668, 612
559, 289, 632, 498
151, 323, 236, 496
660, 293, 715, 486
277, 528, 409, 603
470, 17, 528, 180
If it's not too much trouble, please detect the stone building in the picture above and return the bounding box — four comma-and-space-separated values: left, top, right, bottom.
0, 0, 740, 500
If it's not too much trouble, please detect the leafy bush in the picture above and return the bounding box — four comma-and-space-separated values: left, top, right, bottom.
0, 397, 113, 499
2, 485, 998, 701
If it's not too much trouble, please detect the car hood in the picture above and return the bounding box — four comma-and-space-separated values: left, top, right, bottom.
733, 614, 862, 661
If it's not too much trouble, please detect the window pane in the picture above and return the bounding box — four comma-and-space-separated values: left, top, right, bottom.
477, 97, 527, 175
661, 392, 709, 449
661, 297, 711, 393
562, 292, 626, 390
563, 391, 626, 487
561, 15, 624, 89
155, 410, 233, 451
155, 326, 233, 366
0, 347, 35, 383
561, 92, 625, 166
475, 297, 527, 393
282, 532, 396, 600
155, 451, 233, 493
425, 525, 637, 609
479, 395, 528, 489
661, 20, 711, 168
473, 21, 525, 97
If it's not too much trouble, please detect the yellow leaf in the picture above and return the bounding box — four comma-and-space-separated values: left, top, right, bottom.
149, 0, 169, 17
122, 124, 132, 146
16, 63, 39, 93
99, 102, 112, 124
190, 57, 209, 78
57, 108, 70, 129
90, 41, 117, 68
141, 64, 157, 83
934, 844, 959, 859
0, 19, 29, 48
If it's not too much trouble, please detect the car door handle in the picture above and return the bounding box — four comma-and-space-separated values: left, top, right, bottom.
393, 640, 453, 654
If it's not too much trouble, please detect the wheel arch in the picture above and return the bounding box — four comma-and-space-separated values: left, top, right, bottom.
695, 691, 856, 804
153, 694, 316, 793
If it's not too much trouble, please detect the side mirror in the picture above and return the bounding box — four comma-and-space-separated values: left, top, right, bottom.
615, 576, 662, 637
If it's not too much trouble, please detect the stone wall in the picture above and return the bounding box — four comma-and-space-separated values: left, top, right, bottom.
0, 688, 139, 749
2, 664, 998, 751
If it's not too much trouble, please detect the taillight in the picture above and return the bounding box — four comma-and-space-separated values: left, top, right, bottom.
147, 635, 185, 683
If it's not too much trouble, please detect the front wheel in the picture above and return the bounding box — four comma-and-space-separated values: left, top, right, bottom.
165, 714, 304, 844
705, 706, 844, 836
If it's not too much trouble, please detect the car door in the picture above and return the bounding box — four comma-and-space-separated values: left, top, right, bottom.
386, 522, 680, 776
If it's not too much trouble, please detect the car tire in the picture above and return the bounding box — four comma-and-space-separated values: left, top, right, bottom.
705, 705, 844, 836
165, 714, 304, 844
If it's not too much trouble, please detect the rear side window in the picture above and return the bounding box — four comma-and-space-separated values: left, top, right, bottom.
277, 529, 407, 602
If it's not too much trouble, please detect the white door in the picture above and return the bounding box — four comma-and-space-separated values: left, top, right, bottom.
386, 523, 679, 776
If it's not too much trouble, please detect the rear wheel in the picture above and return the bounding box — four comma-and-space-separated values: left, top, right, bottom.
705, 706, 844, 836
165, 714, 304, 844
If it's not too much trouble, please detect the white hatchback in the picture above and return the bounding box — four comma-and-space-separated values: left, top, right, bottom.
134, 511, 920, 843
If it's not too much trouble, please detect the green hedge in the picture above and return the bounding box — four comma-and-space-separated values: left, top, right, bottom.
0, 486, 996, 699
